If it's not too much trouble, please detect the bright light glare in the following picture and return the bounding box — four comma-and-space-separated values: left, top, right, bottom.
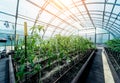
51, 0, 72, 10
51, 0, 64, 10
59, 0, 72, 6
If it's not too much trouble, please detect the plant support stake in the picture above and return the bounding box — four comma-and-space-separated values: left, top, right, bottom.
24, 22, 28, 83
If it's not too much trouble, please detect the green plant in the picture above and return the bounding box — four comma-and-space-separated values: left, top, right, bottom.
14, 27, 94, 82
106, 39, 120, 52
14, 25, 44, 82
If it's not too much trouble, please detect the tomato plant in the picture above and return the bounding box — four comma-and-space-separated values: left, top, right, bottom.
14, 25, 95, 82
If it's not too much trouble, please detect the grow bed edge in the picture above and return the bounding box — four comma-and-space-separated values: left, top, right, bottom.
104, 48, 120, 83
71, 50, 95, 83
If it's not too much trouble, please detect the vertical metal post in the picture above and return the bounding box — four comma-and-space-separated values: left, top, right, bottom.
101, 33, 103, 44
95, 28, 97, 46
10, 35, 13, 50
108, 32, 110, 41
16, 34, 19, 49
14, 0, 19, 51
11, 40, 12, 50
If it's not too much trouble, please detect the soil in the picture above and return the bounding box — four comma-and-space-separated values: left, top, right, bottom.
41, 49, 93, 83
16, 49, 93, 83
104, 48, 120, 79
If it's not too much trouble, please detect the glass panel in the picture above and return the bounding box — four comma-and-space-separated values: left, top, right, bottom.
51, 18, 62, 26
39, 11, 54, 23
0, 0, 16, 35
96, 34, 103, 44
19, 0, 40, 20
28, 0, 45, 7
46, 4, 59, 14
117, 0, 120, 4
86, 0, 104, 3
113, 6, 120, 15
0, 0, 17, 14
102, 34, 109, 43
107, 0, 115, 3
0, 0, 120, 39
87, 4, 104, 12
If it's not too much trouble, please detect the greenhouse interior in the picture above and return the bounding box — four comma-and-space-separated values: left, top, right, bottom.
0, 0, 120, 83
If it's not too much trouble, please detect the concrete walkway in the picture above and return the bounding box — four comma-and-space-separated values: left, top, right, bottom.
0, 58, 9, 83
85, 47, 115, 83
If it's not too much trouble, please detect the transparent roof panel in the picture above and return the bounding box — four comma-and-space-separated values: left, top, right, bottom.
0, 0, 120, 38
86, 0, 104, 3
0, 0, 17, 14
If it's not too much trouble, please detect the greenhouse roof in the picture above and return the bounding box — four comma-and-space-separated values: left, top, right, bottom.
0, 0, 120, 38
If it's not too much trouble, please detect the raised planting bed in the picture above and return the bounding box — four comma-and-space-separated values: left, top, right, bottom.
14, 50, 82, 83
40, 49, 95, 83
15, 49, 94, 83
104, 47, 120, 79
27, 51, 83, 83
40, 54, 80, 83
54, 49, 95, 83
13, 34, 95, 83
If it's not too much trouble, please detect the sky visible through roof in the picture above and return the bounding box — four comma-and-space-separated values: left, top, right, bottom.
0, 0, 120, 44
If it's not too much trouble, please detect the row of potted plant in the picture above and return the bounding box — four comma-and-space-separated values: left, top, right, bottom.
105, 38, 120, 52
105, 39, 120, 79
13, 25, 95, 83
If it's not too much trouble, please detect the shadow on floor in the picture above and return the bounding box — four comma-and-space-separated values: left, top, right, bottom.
85, 49, 105, 83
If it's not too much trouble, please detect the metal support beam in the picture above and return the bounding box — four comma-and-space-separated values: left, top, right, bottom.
14, 0, 19, 51
102, 0, 107, 29
106, 0, 117, 27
